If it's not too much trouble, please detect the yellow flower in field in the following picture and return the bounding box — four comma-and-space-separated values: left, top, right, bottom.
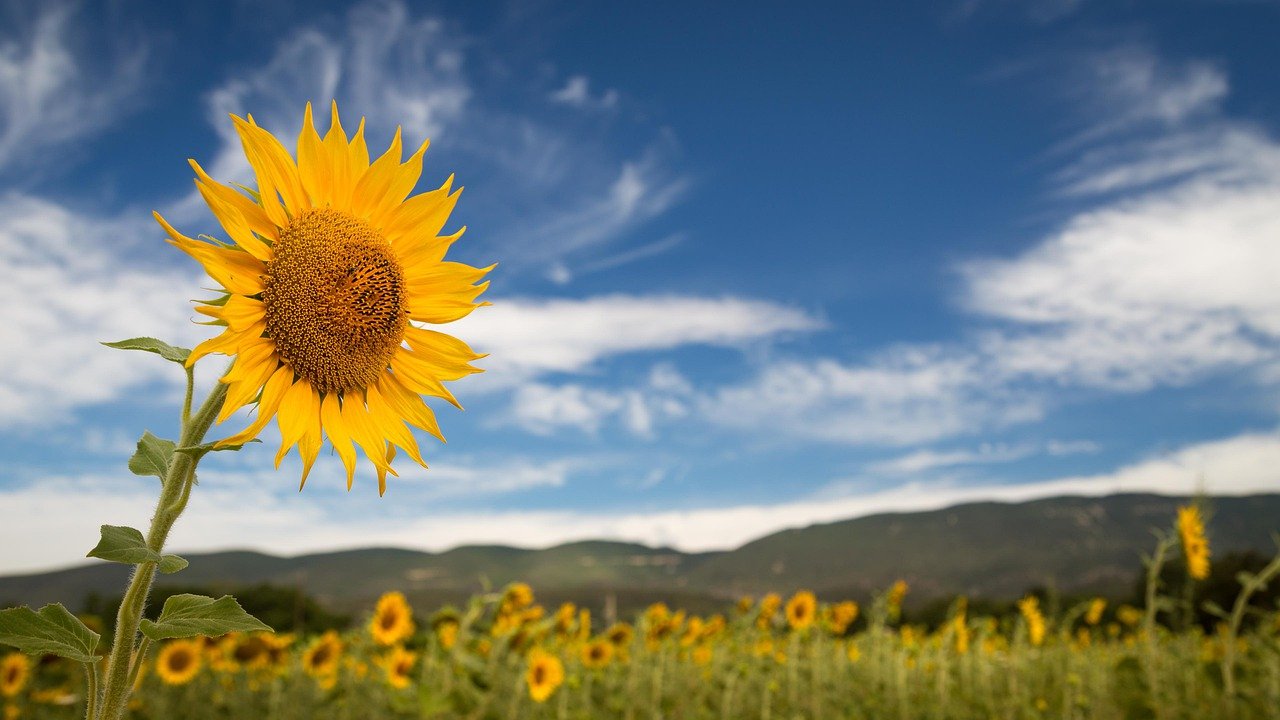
436, 619, 459, 650
1177, 504, 1211, 580
887, 580, 909, 621
0, 654, 30, 698
227, 632, 274, 670
382, 646, 417, 690
825, 600, 858, 635
2, 704, 16, 720
581, 638, 614, 669
502, 583, 535, 614
1085, 598, 1106, 626
553, 602, 576, 636
605, 623, 634, 649
751, 636, 774, 658
736, 596, 754, 615
156, 102, 490, 494
756, 593, 781, 629
680, 617, 705, 647
692, 643, 713, 666
785, 591, 817, 630
577, 608, 591, 642
524, 648, 564, 703
953, 614, 970, 655
156, 639, 203, 685
371, 591, 416, 646
1116, 605, 1142, 627
846, 640, 861, 663
1018, 596, 1046, 647
302, 631, 343, 678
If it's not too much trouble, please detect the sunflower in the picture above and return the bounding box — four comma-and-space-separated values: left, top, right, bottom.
580, 639, 613, 669
524, 648, 564, 703
1017, 596, 1046, 647
785, 591, 817, 631
302, 631, 343, 678
382, 647, 417, 690
1177, 504, 1211, 580
1085, 598, 1106, 626
370, 591, 416, 646
156, 639, 203, 686
155, 102, 490, 494
0, 654, 29, 698
825, 600, 858, 635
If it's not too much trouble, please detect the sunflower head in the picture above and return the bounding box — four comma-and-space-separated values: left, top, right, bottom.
581, 639, 614, 669
156, 102, 491, 495
1177, 504, 1211, 580
0, 654, 30, 698
156, 639, 203, 686
785, 591, 817, 631
382, 646, 417, 690
302, 631, 343, 678
524, 648, 564, 703
370, 591, 416, 646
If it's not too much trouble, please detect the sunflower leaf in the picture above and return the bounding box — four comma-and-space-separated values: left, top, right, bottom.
139, 594, 271, 641
101, 337, 191, 365
87, 525, 161, 565
158, 554, 189, 574
128, 432, 175, 481
0, 604, 100, 663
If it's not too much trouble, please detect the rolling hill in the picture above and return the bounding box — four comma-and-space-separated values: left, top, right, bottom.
1, 493, 1276, 614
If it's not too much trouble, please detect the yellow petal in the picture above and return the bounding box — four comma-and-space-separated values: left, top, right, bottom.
350, 126, 404, 219
323, 102, 354, 210
377, 374, 445, 442
341, 392, 397, 477
187, 321, 265, 366
297, 391, 324, 490
188, 159, 278, 240
217, 366, 294, 446
274, 378, 316, 468
321, 393, 357, 489
402, 326, 485, 382
377, 442, 398, 497
389, 353, 461, 409
386, 178, 459, 250
296, 102, 331, 207
156, 212, 266, 296
232, 114, 309, 216
193, 179, 273, 261
366, 384, 426, 467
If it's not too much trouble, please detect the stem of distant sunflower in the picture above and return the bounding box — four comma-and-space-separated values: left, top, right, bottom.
95, 378, 228, 720
84, 661, 99, 720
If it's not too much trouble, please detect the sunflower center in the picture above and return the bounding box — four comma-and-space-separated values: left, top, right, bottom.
168, 650, 193, 673
264, 209, 408, 394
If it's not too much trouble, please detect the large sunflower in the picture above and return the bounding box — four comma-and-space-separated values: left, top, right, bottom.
156, 102, 490, 493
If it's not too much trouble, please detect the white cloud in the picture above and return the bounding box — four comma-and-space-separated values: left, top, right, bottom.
549, 75, 619, 110
3, 431, 1273, 573
0, 4, 145, 176
0, 195, 202, 428
457, 294, 823, 383
868, 444, 1036, 475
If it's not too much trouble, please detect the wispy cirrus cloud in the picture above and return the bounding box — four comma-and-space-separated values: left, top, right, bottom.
0, 3, 146, 179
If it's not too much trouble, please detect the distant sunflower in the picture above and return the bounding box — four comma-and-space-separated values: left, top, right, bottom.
370, 591, 416, 646
382, 647, 417, 690
156, 640, 203, 686
785, 591, 817, 631
1177, 504, 1211, 580
0, 654, 29, 698
155, 102, 490, 494
524, 648, 564, 703
581, 639, 614, 669
302, 631, 343, 678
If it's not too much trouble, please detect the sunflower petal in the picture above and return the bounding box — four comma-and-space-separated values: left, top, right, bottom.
385, 178, 458, 250
233, 114, 309, 215
297, 102, 331, 207
377, 374, 445, 442
274, 377, 316, 468
297, 390, 324, 490
321, 393, 358, 489
217, 366, 294, 447
366, 384, 426, 467
156, 212, 265, 296
189, 160, 278, 240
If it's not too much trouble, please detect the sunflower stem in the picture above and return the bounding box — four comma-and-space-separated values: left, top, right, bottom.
95, 377, 227, 720
83, 659, 99, 720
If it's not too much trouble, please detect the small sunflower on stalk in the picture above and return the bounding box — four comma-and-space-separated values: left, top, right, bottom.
156, 102, 490, 494
580, 638, 614, 669
0, 654, 30, 698
524, 648, 564, 703
1177, 504, 1211, 580
824, 600, 858, 635
370, 591, 416, 646
302, 631, 343, 679
1018, 596, 1047, 647
1085, 598, 1106, 626
156, 639, 203, 686
382, 647, 417, 690
785, 590, 818, 631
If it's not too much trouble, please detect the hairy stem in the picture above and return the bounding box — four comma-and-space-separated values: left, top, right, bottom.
95, 379, 227, 720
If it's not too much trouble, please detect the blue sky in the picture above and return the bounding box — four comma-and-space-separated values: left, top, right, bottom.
2, 0, 1279, 573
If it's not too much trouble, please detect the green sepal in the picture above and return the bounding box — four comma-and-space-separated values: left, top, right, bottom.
158, 555, 189, 574
0, 604, 100, 663
86, 525, 160, 565
128, 431, 175, 481
101, 338, 191, 365
139, 594, 271, 641
173, 438, 260, 463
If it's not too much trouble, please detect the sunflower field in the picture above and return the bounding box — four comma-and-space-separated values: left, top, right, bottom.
3, 514, 1280, 720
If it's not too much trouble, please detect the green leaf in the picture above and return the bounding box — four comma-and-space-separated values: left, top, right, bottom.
139, 594, 271, 641
158, 555, 189, 574
101, 337, 191, 365
86, 525, 160, 565
128, 432, 175, 481
0, 604, 100, 663
1202, 600, 1229, 619
173, 439, 259, 459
